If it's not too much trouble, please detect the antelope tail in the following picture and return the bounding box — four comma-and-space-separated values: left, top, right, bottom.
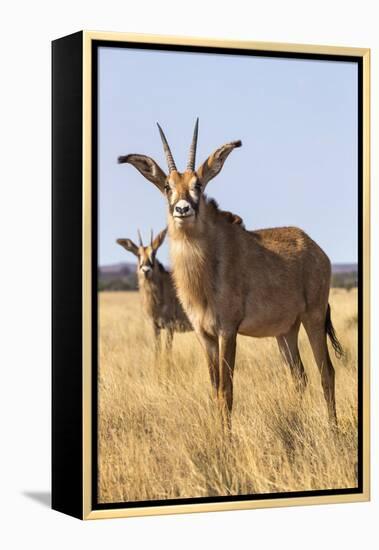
325, 303, 344, 359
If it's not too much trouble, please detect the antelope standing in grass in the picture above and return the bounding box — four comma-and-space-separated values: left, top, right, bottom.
117, 229, 192, 353
118, 120, 343, 427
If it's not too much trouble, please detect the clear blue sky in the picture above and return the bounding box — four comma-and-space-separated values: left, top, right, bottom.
98, 46, 358, 266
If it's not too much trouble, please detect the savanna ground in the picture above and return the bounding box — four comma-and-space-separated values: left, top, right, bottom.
98, 288, 358, 503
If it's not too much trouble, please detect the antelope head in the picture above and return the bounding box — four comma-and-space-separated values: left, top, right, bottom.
117, 229, 167, 279
118, 119, 242, 230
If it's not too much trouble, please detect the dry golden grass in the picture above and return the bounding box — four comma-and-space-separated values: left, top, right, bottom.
98, 288, 358, 503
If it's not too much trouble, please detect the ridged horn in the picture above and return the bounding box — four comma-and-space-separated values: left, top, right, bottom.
137, 229, 143, 247
187, 117, 199, 171
157, 123, 177, 173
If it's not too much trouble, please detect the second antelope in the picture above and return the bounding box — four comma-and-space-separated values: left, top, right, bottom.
118, 120, 343, 427
117, 229, 192, 354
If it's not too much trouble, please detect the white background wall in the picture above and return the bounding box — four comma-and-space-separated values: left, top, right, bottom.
1, 1, 377, 548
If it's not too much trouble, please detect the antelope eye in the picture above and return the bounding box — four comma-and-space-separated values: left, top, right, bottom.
194, 181, 202, 191
164, 183, 171, 193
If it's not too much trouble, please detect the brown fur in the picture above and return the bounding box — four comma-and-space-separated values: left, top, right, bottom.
117, 230, 192, 354
119, 131, 342, 427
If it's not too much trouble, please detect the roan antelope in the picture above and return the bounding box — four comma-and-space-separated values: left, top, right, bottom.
118, 120, 343, 427
117, 229, 192, 353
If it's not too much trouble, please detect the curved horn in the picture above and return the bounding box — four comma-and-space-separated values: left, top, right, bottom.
157, 123, 177, 173
137, 229, 143, 247
150, 229, 154, 247
187, 117, 199, 171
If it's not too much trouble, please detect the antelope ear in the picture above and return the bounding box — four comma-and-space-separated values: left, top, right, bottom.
151, 228, 167, 251
118, 154, 167, 192
116, 238, 139, 257
196, 140, 242, 187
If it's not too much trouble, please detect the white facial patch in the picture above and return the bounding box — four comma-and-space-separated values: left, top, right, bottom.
169, 188, 178, 206
189, 188, 200, 203
141, 265, 152, 273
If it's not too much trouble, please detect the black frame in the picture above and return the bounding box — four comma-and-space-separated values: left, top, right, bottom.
52, 31, 365, 519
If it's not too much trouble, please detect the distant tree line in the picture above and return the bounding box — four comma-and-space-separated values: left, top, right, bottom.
331, 271, 358, 291
98, 273, 138, 291
98, 270, 358, 291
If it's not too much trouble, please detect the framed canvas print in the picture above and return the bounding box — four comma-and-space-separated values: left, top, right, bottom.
52, 31, 370, 520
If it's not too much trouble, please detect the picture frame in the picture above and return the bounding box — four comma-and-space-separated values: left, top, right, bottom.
52, 30, 370, 520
